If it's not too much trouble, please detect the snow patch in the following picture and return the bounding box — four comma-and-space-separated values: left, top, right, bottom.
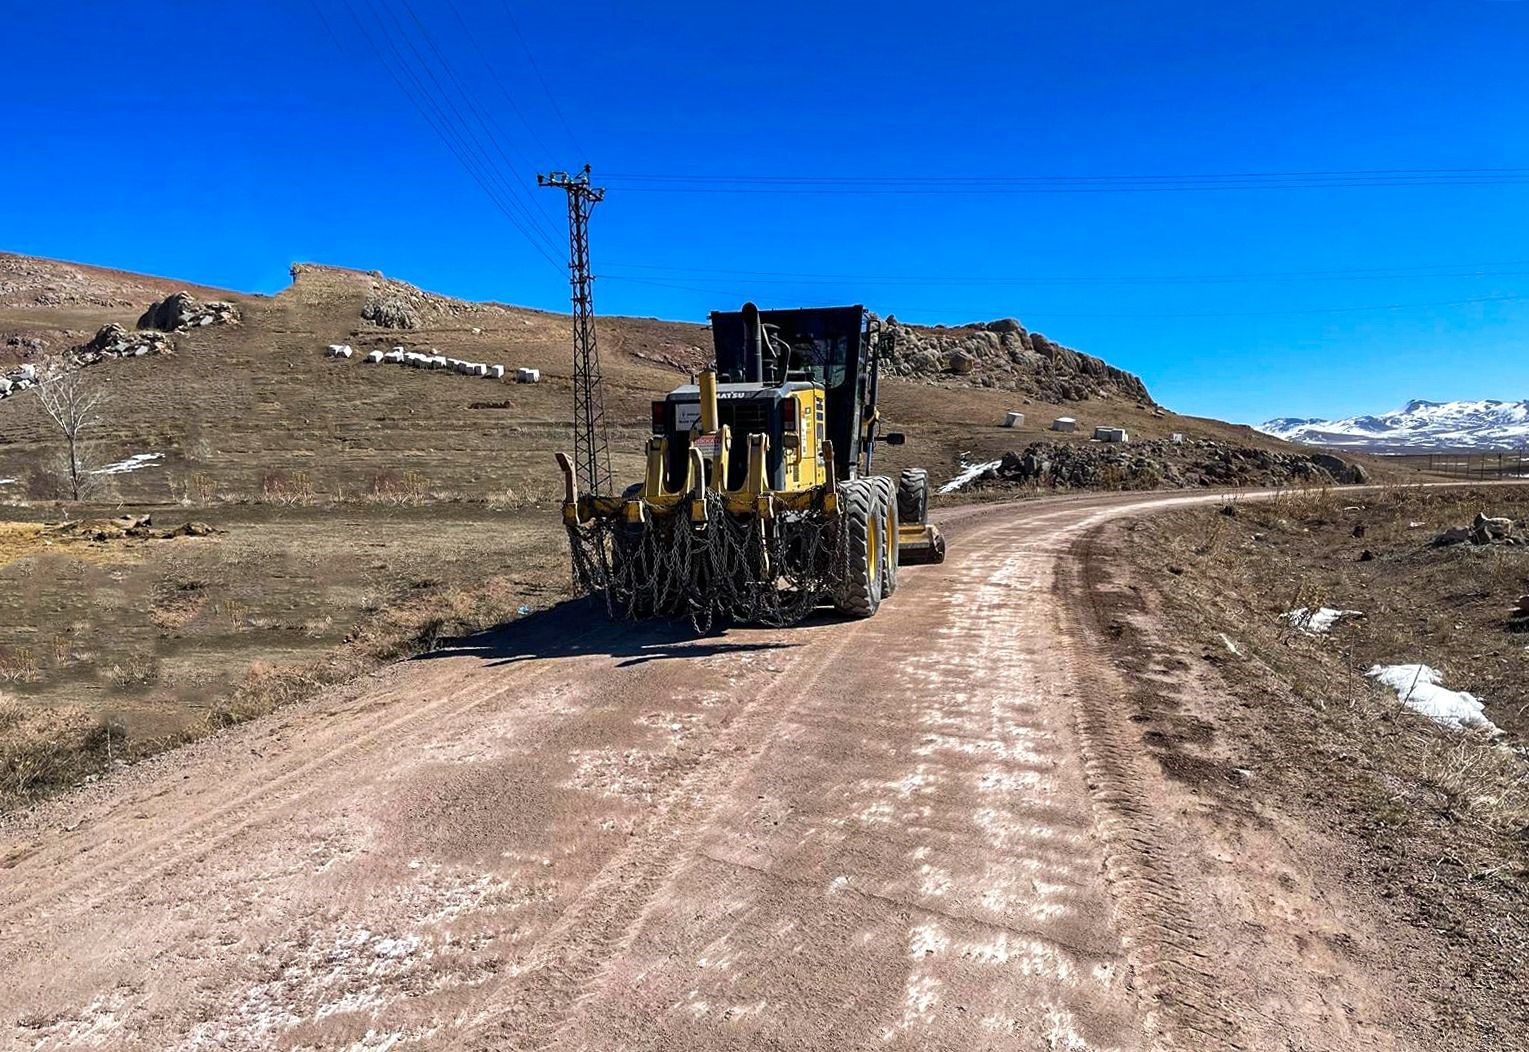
1366, 664, 1497, 733
93, 452, 163, 476
939, 456, 1002, 494
1284, 607, 1363, 634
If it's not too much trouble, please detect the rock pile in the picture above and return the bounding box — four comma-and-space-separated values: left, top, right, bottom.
72, 324, 175, 366
0, 363, 38, 401
881, 316, 1154, 405
361, 294, 421, 330
137, 291, 241, 331
43, 513, 217, 543
1431, 512, 1523, 548
952, 438, 1371, 493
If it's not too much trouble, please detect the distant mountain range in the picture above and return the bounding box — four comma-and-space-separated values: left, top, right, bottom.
1259, 400, 1529, 452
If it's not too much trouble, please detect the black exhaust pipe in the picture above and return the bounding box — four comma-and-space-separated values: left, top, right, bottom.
741, 301, 765, 384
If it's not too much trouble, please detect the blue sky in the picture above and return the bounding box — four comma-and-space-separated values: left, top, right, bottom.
4, 0, 1526, 423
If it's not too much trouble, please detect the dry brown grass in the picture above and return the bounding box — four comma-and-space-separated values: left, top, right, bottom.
1412, 732, 1529, 833
0, 692, 117, 812
0, 649, 39, 685
204, 575, 536, 730
1127, 483, 1529, 846
1102, 489, 1529, 1036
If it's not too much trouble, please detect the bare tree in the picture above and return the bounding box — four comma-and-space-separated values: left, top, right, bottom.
35, 370, 108, 501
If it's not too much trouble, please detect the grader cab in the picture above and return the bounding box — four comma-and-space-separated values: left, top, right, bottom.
558, 302, 944, 629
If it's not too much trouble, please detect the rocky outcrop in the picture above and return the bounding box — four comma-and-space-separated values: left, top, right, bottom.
361, 294, 422, 330
137, 292, 241, 331
73, 324, 175, 364
881, 316, 1154, 405
289, 265, 507, 331
952, 439, 1369, 493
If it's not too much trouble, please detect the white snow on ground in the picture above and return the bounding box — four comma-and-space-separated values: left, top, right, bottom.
93, 452, 164, 475
0, 478, 15, 486
939, 457, 1002, 494
1367, 664, 1498, 733
1284, 607, 1363, 634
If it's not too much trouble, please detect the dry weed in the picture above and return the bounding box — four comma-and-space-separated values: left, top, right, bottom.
0, 692, 115, 810
1411, 732, 1529, 832
0, 649, 40, 685
259, 470, 317, 506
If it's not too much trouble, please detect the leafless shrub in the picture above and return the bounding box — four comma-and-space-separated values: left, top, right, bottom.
363, 471, 429, 507
488, 476, 559, 510
106, 654, 160, 688
259, 470, 317, 506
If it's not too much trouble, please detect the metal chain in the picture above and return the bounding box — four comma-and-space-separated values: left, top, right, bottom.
564, 489, 848, 631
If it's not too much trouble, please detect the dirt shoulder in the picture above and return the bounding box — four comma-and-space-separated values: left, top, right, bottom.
0, 502, 569, 814
1074, 486, 1529, 1049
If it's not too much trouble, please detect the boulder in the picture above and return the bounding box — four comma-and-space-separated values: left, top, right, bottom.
138, 292, 240, 332
946, 350, 977, 375
1431, 526, 1474, 547
1309, 451, 1369, 485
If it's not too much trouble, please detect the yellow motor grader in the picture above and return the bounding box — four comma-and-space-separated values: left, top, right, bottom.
557, 303, 944, 629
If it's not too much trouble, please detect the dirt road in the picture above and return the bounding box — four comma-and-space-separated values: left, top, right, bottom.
1, 492, 1408, 1051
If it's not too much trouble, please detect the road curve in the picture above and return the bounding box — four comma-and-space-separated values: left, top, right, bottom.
1, 491, 1275, 1051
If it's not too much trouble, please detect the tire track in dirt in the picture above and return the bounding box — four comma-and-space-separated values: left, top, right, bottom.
461, 621, 872, 1050
1054, 499, 1253, 1051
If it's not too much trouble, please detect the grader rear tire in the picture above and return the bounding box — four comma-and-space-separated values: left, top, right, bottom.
832, 478, 884, 618
876, 476, 899, 598
897, 468, 929, 526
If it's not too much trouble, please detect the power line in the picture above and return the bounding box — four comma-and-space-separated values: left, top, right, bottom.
599, 259, 1529, 288
438, 0, 568, 233
601, 275, 1528, 320
606, 165, 1529, 183
600, 166, 1529, 194
314, 0, 564, 270
497, 0, 587, 162
379, 0, 565, 252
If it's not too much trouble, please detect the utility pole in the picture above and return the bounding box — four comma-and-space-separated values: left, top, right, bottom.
538, 164, 612, 497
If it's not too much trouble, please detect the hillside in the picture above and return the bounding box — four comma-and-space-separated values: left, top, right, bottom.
0, 252, 1362, 504
1262, 399, 1529, 452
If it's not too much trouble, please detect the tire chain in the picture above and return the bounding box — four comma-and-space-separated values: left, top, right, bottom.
564, 489, 848, 632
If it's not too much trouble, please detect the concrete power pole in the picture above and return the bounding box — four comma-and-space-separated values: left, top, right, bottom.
538, 165, 612, 497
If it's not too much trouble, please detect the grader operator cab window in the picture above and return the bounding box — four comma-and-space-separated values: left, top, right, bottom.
708, 304, 868, 479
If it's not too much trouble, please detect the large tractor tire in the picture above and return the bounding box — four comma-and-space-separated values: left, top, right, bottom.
875, 475, 899, 598
832, 478, 886, 618
897, 468, 929, 526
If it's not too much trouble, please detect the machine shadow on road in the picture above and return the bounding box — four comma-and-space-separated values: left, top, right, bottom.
416, 596, 805, 668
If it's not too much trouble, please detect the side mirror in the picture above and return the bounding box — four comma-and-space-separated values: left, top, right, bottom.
881, 432, 907, 446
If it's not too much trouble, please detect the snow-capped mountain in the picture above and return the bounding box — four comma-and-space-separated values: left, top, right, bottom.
1258, 400, 1529, 451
